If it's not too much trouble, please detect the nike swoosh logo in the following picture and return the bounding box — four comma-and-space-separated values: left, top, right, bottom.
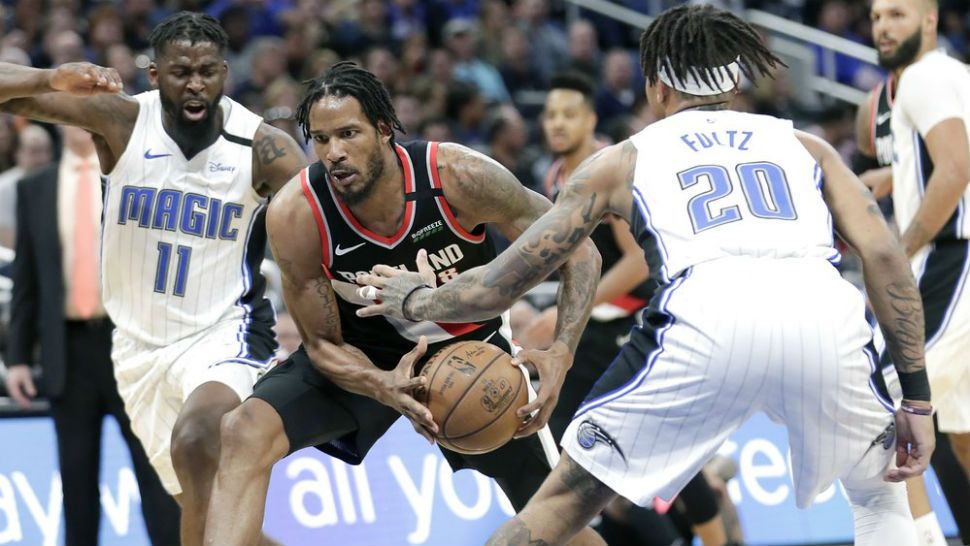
144, 149, 172, 159
876, 111, 892, 125
334, 242, 366, 256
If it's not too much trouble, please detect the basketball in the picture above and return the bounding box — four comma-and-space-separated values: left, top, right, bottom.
417, 340, 527, 455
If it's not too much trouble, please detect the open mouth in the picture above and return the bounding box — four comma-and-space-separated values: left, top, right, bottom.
330, 169, 358, 186
182, 101, 208, 122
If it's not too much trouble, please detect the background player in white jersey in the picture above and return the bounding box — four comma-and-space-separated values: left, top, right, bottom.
357, 5, 936, 545
0, 12, 306, 546
871, 0, 970, 478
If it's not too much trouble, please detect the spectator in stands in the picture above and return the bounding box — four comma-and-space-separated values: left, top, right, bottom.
330, 0, 398, 58
388, 0, 428, 42
86, 5, 125, 65
419, 116, 453, 142
0, 124, 52, 250
445, 80, 488, 146
479, 0, 511, 65
498, 26, 545, 104
444, 18, 510, 103
105, 44, 148, 95
595, 48, 638, 131
567, 19, 601, 80
235, 37, 290, 113
513, 0, 569, 82
393, 92, 424, 136
365, 46, 402, 94
485, 104, 540, 192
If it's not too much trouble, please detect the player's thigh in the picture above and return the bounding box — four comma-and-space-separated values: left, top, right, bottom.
250, 347, 397, 458
111, 331, 186, 495
768, 268, 895, 507
563, 283, 760, 506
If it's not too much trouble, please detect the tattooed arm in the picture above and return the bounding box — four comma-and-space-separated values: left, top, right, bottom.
251, 122, 308, 197
434, 143, 601, 353
798, 131, 926, 378
798, 129, 933, 480
267, 179, 437, 440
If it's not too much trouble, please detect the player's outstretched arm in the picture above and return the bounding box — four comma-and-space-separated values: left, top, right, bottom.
267, 177, 438, 441
0, 62, 135, 140
800, 130, 934, 480
251, 122, 308, 197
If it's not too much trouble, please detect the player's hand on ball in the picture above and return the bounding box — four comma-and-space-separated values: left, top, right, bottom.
356, 248, 437, 320
378, 336, 439, 444
49, 62, 123, 95
511, 340, 573, 439
886, 402, 935, 482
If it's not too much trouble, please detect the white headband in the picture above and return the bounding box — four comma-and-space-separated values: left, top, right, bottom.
657, 58, 741, 96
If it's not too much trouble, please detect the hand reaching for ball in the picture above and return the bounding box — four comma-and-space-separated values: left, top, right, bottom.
376, 336, 439, 444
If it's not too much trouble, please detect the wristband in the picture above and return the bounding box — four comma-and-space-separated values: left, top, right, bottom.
402, 284, 433, 322
900, 403, 933, 416
897, 369, 931, 402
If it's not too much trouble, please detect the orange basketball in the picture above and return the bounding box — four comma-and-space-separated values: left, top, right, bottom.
417, 340, 527, 454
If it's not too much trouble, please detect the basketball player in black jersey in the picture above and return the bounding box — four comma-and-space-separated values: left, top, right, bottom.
203, 62, 604, 545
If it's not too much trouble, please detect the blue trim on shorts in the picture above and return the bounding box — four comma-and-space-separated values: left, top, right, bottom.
572, 268, 691, 419
863, 344, 896, 413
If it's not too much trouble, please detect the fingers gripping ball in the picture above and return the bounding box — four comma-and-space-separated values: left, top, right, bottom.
417, 341, 527, 454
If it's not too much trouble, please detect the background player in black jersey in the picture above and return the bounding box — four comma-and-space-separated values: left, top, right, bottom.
203, 62, 604, 545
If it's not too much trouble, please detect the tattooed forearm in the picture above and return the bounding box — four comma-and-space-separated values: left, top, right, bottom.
881, 281, 925, 373
553, 242, 600, 352
485, 518, 551, 546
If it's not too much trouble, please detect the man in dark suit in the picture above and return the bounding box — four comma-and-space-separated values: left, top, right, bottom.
4, 125, 180, 546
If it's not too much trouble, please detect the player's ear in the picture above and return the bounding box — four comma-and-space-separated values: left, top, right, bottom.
376, 120, 393, 144
147, 62, 159, 89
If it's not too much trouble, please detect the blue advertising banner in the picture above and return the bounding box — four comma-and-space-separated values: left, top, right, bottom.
0, 414, 956, 545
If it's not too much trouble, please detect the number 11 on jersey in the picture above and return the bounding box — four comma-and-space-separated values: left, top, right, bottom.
154, 242, 192, 297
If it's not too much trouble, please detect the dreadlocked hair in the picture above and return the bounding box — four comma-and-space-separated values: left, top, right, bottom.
295, 61, 405, 145
149, 11, 228, 57
639, 5, 784, 94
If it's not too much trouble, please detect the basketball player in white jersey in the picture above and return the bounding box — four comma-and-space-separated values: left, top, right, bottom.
870, 0, 970, 480
0, 12, 305, 546
358, 6, 936, 545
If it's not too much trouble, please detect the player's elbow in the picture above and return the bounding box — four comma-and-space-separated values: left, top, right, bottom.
568, 238, 602, 273
858, 237, 907, 271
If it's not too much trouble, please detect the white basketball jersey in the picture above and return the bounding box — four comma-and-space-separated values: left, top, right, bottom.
628, 110, 839, 283
102, 91, 274, 347
891, 49, 970, 243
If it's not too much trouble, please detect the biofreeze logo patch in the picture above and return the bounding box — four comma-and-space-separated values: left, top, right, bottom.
412, 220, 444, 243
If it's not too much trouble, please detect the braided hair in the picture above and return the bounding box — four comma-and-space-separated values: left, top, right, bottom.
295, 61, 405, 145
639, 5, 783, 96
149, 11, 228, 58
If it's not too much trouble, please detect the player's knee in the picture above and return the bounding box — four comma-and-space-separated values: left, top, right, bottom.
219, 401, 288, 470
171, 415, 222, 473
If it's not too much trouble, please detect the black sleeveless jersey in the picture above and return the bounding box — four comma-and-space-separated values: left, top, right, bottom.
300, 141, 510, 368
869, 76, 895, 167
545, 158, 657, 317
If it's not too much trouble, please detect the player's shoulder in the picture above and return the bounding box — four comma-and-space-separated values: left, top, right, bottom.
899, 50, 965, 93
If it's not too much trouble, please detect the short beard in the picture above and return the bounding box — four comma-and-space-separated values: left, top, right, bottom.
878, 29, 922, 70
159, 92, 222, 135
338, 144, 385, 206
